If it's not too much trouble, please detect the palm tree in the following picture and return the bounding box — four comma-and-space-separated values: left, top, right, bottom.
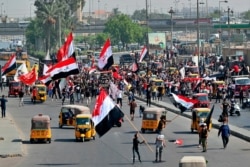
35, 0, 64, 52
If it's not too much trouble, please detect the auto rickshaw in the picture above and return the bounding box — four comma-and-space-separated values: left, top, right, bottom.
8, 81, 22, 97
30, 114, 52, 143
141, 107, 167, 133
32, 84, 47, 102
211, 80, 225, 98
59, 105, 89, 128
152, 79, 165, 95
191, 108, 212, 133
75, 113, 96, 142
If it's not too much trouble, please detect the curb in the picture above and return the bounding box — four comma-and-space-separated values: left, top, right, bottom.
132, 95, 250, 142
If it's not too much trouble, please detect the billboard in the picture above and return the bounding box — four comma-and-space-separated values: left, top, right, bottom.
148, 33, 166, 48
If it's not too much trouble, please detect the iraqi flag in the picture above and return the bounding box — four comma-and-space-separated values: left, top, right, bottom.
57, 32, 74, 62
131, 61, 139, 73
171, 93, 199, 110
1, 54, 16, 76
92, 89, 124, 137
139, 46, 148, 62
19, 67, 37, 85
205, 105, 214, 130
46, 57, 79, 80
14, 62, 28, 82
89, 66, 97, 74
98, 38, 114, 70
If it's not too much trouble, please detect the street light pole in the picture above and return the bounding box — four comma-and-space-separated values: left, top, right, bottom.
169, 7, 174, 53
196, 0, 200, 66
219, 0, 228, 56
227, 7, 233, 56
146, 0, 149, 54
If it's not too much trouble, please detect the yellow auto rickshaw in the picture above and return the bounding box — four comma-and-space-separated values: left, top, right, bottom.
211, 80, 225, 98
75, 113, 96, 142
59, 105, 89, 128
168, 67, 177, 75
30, 114, 52, 143
141, 107, 167, 133
33, 84, 47, 102
191, 108, 212, 133
152, 79, 165, 95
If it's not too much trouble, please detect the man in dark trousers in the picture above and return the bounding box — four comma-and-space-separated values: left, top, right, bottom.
132, 132, 145, 164
218, 123, 231, 148
1, 95, 8, 118
146, 84, 151, 107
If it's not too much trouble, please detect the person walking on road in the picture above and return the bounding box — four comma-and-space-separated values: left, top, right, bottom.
146, 84, 151, 107
32, 86, 37, 104
199, 123, 208, 152
132, 132, 145, 164
1, 95, 8, 118
218, 123, 231, 149
18, 89, 24, 107
155, 133, 166, 162
129, 98, 137, 121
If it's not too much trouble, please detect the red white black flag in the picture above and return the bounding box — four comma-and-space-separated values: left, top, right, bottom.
98, 38, 114, 70
92, 89, 124, 137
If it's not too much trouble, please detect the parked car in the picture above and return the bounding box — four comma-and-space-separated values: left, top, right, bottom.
119, 54, 134, 65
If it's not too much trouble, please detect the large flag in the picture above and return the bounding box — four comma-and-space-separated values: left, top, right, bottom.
205, 105, 214, 130
139, 46, 148, 62
92, 89, 124, 137
98, 38, 114, 70
57, 32, 74, 62
171, 93, 199, 110
46, 57, 79, 80
89, 66, 97, 74
14, 63, 28, 81
19, 67, 37, 85
1, 54, 16, 76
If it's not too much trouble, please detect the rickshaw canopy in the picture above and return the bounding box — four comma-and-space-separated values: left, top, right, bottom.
143, 107, 166, 120
31, 114, 51, 129
61, 105, 91, 115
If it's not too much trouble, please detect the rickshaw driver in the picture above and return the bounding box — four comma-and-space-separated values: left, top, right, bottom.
156, 116, 166, 134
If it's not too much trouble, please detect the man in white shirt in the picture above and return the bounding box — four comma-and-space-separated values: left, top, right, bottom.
155, 134, 166, 162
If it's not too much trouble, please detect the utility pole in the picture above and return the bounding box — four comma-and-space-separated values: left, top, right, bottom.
169, 7, 175, 53
197, 0, 200, 66
227, 7, 233, 56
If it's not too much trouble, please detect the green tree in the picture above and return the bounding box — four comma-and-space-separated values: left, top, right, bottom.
104, 14, 145, 47
96, 33, 109, 46
208, 9, 220, 18
242, 10, 250, 20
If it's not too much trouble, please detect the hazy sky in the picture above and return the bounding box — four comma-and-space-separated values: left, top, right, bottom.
2, 0, 250, 18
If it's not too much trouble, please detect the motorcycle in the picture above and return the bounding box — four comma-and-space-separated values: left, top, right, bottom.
241, 98, 250, 109
228, 102, 241, 116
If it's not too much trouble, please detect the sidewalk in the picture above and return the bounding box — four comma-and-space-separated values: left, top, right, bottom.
0, 113, 23, 158
133, 95, 250, 142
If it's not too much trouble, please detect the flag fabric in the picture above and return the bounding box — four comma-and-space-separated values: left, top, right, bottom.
59, 78, 67, 91
205, 105, 214, 130
98, 39, 114, 70
112, 70, 122, 80
1, 54, 16, 76
92, 89, 124, 137
57, 32, 74, 62
123, 79, 128, 86
131, 62, 139, 73
109, 82, 119, 99
19, 67, 37, 85
179, 67, 185, 79
171, 93, 199, 110
38, 64, 52, 86
139, 46, 148, 62
14, 63, 28, 81
46, 57, 79, 80
174, 139, 183, 145
89, 66, 97, 74
38, 74, 52, 86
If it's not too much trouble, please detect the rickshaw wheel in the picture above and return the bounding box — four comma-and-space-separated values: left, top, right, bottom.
81, 137, 84, 142
93, 136, 95, 140
141, 128, 145, 133
48, 138, 51, 143
191, 128, 194, 133
30, 139, 34, 143
59, 123, 63, 128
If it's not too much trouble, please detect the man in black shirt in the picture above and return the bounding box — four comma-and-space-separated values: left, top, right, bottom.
132, 132, 145, 164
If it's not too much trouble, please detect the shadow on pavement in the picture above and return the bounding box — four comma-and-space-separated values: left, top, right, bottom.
22, 140, 49, 144
173, 131, 194, 135
54, 138, 76, 142
36, 163, 80, 166
12, 139, 22, 142
177, 144, 198, 148
241, 149, 250, 151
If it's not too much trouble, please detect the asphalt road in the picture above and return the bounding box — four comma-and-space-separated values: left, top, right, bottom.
4, 92, 250, 167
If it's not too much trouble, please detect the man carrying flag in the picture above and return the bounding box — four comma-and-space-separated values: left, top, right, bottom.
92, 89, 124, 137
139, 46, 148, 63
